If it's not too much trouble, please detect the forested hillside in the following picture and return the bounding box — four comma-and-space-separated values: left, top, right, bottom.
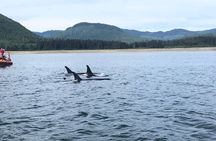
0, 14, 39, 49
1, 13, 216, 51
37, 22, 142, 42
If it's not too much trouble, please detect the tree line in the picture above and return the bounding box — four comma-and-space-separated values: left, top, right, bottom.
3, 36, 216, 51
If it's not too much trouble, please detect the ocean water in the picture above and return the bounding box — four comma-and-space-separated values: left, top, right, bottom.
0, 51, 216, 141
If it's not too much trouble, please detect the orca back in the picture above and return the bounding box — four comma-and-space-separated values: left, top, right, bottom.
86, 65, 94, 78
72, 72, 82, 82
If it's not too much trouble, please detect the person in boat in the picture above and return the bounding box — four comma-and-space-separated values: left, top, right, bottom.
0, 48, 6, 60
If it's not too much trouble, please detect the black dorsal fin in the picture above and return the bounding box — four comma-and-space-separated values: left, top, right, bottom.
86, 65, 94, 78
65, 66, 73, 73
72, 71, 82, 82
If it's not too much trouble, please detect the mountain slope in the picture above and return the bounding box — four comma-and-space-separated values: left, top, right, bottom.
35, 30, 63, 38
124, 28, 216, 40
124, 29, 196, 40
63, 22, 144, 42
0, 14, 39, 46
38, 22, 142, 42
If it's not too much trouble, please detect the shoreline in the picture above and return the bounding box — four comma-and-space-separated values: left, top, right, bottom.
10, 47, 216, 54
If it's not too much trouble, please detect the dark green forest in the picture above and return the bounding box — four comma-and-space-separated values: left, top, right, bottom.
3, 36, 216, 51
0, 14, 39, 50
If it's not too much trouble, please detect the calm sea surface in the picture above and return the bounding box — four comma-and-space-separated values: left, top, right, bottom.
0, 51, 216, 141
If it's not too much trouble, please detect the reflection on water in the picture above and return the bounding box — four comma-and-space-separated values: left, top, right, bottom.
1, 51, 216, 141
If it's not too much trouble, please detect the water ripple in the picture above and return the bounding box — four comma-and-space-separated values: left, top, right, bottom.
1, 52, 216, 141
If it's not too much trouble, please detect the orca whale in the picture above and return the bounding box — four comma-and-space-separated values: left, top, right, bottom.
65, 66, 74, 74
71, 71, 110, 82
65, 65, 105, 78
86, 65, 95, 78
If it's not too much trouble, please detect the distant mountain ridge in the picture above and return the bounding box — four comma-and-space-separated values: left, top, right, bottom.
123, 28, 216, 40
36, 22, 216, 42
35, 30, 63, 38
123, 29, 194, 40
36, 22, 142, 42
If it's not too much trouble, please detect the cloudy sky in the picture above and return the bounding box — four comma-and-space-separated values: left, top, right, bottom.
0, 0, 215, 32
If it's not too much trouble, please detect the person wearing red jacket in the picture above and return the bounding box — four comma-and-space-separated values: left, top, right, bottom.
0, 48, 5, 59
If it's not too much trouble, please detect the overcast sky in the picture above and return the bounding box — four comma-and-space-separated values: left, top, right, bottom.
0, 0, 216, 32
